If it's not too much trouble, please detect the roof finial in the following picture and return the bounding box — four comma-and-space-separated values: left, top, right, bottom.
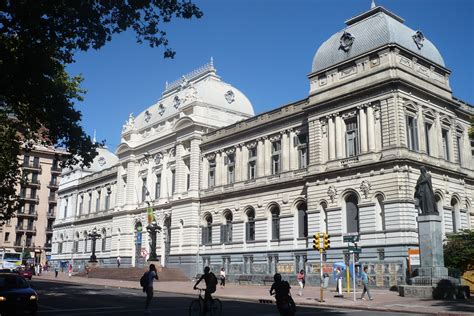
370, 0, 376, 9
210, 56, 214, 67
93, 129, 96, 143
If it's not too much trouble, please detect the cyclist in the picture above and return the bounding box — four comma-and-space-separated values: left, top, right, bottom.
269, 273, 295, 316
193, 266, 218, 311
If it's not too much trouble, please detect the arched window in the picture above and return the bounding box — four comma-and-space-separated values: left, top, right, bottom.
58, 234, 64, 253
202, 214, 213, 245
450, 198, 460, 233
270, 205, 280, 240
345, 194, 359, 233
221, 211, 233, 244
101, 228, 107, 252
375, 194, 386, 231
320, 202, 328, 233
73, 232, 79, 252
297, 201, 308, 238
245, 208, 256, 242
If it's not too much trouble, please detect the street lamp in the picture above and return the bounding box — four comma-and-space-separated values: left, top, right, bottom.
88, 228, 101, 262
146, 220, 161, 261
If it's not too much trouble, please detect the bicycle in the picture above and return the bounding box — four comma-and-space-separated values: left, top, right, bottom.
271, 293, 296, 316
189, 288, 222, 316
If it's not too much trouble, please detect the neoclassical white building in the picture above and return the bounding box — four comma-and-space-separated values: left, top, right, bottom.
53, 5, 473, 284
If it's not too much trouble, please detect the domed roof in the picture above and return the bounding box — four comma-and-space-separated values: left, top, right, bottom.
312, 6, 445, 73
127, 61, 254, 132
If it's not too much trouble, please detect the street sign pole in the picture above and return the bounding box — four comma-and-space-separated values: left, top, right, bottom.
346, 243, 350, 293
352, 252, 356, 302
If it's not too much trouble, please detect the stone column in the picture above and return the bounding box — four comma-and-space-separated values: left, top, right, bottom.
175, 143, 185, 193
221, 151, 228, 184
257, 139, 264, 178
116, 165, 125, 206
160, 154, 169, 200
359, 107, 368, 153
201, 156, 209, 189
241, 145, 249, 181
125, 159, 137, 206
215, 151, 223, 186
367, 105, 376, 152
418, 107, 426, 153
335, 115, 343, 159
235, 145, 242, 182
264, 137, 271, 176
289, 130, 297, 170
281, 131, 289, 172
436, 114, 443, 159
189, 139, 200, 192
328, 116, 336, 160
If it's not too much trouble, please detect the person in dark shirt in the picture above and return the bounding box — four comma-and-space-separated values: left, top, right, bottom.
269, 273, 295, 316
193, 266, 218, 311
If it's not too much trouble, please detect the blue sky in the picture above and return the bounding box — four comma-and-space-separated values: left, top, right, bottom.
67, 0, 474, 150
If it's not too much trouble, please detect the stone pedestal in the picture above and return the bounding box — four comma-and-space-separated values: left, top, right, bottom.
418, 215, 445, 268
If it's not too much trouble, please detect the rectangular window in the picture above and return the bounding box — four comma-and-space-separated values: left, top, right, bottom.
187, 173, 190, 190
220, 224, 233, 244
33, 156, 39, 168
271, 141, 281, 174
248, 148, 257, 179
272, 216, 280, 240
346, 119, 359, 157
456, 135, 462, 163
79, 197, 83, 214
227, 154, 235, 184
442, 129, 450, 160
141, 178, 147, 202
30, 188, 37, 199
31, 172, 38, 184
171, 170, 176, 194
28, 203, 35, 214
4, 232, 9, 242
208, 160, 216, 187
246, 221, 255, 242
296, 134, 308, 169
155, 174, 161, 199
425, 123, 432, 155
88, 194, 92, 213
23, 155, 29, 166
406, 116, 419, 151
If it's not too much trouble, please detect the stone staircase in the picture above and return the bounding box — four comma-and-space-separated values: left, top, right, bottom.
76, 266, 190, 282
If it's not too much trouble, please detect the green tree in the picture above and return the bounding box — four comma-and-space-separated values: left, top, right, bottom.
0, 1, 203, 224
443, 229, 474, 273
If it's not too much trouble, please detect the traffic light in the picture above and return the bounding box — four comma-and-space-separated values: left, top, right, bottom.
354, 253, 360, 263
323, 233, 331, 250
312, 233, 321, 250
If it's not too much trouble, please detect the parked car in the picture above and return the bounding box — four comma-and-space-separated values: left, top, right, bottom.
0, 269, 14, 273
0, 273, 38, 315
17, 268, 33, 280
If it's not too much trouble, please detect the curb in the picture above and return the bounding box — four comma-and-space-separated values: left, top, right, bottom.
34, 276, 472, 316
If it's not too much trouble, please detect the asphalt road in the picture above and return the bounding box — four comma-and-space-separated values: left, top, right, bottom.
29, 279, 426, 316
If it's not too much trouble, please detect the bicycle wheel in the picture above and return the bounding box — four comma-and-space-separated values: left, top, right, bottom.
188, 299, 202, 316
209, 298, 222, 316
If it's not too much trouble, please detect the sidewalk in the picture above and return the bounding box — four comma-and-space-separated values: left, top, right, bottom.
36, 272, 473, 315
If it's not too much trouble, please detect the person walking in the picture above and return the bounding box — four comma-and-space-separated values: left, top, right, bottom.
68, 264, 73, 278
144, 264, 159, 314
296, 270, 305, 296
335, 267, 343, 297
219, 267, 226, 288
117, 256, 121, 268
54, 266, 59, 278
360, 266, 373, 301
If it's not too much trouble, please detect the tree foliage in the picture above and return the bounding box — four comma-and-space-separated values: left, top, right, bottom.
0, 1, 203, 224
443, 229, 474, 273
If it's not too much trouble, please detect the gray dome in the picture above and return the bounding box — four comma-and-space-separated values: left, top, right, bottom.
312, 6, 445, 73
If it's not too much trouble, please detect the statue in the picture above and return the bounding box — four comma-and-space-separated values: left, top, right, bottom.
414, 166, 438, 215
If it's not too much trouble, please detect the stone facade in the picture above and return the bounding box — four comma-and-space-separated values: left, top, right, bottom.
51, 5, 474, 284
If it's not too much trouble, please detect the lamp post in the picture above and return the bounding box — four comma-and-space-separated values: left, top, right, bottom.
88, 228, 101, 262
146, 220, 161, 261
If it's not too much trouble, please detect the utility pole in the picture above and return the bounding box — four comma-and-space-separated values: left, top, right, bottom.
313, 232, 331, 302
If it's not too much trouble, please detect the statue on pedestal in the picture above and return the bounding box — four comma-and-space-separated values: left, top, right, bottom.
414, 166, 438, 215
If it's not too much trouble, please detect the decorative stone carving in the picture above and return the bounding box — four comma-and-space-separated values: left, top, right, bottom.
412, 30, 424, 49
341, 110, 357, 119
97, 157, 106, 167
320, 119, 328, 135
122, 113, 135, 132
158, 103, 165, 116
185, 83, 198, 103
173, 95, 181, 109
144, 110, 152, 123
154, 153, 163, 165
339, 31, 355, 52
225, 90, 235, 104
360, 180, 371, 198
205, 153, 216, 160
327, 185, 337, 203
225, 147, 236, 155
269, 134, 281, 142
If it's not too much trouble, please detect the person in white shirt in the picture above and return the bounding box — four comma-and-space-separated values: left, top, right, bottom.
219, 268, 226, 288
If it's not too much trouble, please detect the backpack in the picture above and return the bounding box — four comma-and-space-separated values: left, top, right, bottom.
207, 272, 218, 293
140, 272, 149, 289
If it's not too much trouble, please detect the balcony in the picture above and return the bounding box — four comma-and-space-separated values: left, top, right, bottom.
48, 181, 59, 189
23, 163, 41, 172
45, 226, 53, 233
44, 242, 52, 249
48, 195, 57, 204
17, 210, 38, 219
51, 165, 61, 174
47, 212, 56, 219
15, 225, 36, 234
25, 179, 41, 187
19, 194, 39, 203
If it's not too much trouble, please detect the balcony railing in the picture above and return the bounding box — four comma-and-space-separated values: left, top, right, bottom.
17, 210, 38, 219
23, 163, 41, 171
19, 194, 39, 202
16, 225, 36, 233
48, 181, 59, 189
47, 212, 56, 218
51, 166, 61, 174
44, 243, 52, 249
48, 195, 57, 203
46, 226, 53, 233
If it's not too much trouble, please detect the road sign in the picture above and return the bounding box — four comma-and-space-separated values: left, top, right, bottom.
349, 246, 362, 253
343, 233, 360, 243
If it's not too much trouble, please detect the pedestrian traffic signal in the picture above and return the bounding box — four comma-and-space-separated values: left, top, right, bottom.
323, 233, 331, 250
312, 233, 321, 251
354, 253, 360, 263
